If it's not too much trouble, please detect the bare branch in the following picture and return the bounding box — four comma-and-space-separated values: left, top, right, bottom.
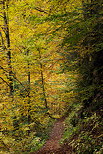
34, 7, 48, 14
0, 15, 4, 18
0, 65, 29, 94
0, 66, 8, 73
0, 77, 10, 86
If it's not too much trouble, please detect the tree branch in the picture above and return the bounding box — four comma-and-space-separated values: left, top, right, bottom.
0, 65, 29, 95
0, 32, 6, 49
0, 15, 4, 18
0, 77, 10, 86
34, 7, 48, 14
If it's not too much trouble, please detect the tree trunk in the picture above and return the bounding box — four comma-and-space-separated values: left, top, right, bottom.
38, 48, 48, 109
2, 0, 14, 95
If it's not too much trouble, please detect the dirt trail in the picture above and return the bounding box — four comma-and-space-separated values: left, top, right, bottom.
41, 118, 65, 151
31, 117, 72, 154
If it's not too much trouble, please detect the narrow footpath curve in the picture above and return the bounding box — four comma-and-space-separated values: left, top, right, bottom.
30, 117, 72, 154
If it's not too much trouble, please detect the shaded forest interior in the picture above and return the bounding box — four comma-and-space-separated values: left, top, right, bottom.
0, 0, 103, 153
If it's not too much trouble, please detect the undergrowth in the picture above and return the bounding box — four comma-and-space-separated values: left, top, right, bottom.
61, 103, 103, 154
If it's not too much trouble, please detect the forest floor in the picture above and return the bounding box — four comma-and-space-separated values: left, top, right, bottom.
30, 117, 72, 154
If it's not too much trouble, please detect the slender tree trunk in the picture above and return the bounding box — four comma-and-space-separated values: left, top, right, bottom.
38, 48, 48, 109
2, 0, 13, 95
26, 49, 31, 131
38, 49, 58, 119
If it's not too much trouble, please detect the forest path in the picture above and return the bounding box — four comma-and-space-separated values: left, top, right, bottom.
30, 117, 72, 154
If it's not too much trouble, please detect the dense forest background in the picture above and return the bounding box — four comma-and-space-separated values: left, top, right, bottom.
0, 0, 103, 153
